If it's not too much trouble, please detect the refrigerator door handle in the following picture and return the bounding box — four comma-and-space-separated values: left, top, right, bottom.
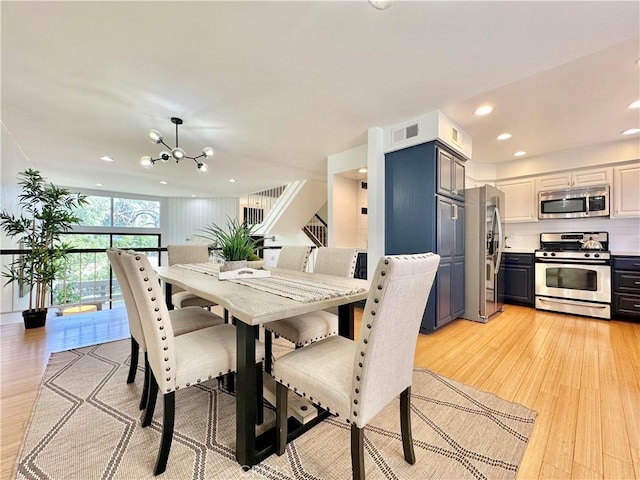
494, 207, 503, 274
452, 203, 458, 220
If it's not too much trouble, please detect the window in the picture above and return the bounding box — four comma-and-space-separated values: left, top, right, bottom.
77, 195, 160, 228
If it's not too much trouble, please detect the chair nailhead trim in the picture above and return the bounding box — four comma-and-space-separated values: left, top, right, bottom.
151, 296, 156, 301
165, 357, 169, 361
354, 399, 358, 404
381, 271, 386, 276
162, 336, 166, 340
360, 351, 365, 356
384, 259, 389, 264
377, 285, 382, 290
166, 367, 170, 371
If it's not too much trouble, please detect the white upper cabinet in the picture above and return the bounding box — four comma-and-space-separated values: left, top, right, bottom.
495, 179, 537, 223
613, 164, 640, 217
536, 167, 612, 191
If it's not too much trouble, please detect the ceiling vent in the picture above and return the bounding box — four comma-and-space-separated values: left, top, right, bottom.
392, 123, 419, 145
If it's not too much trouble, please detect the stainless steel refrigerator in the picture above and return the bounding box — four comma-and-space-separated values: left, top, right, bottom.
462, 185, 505, 323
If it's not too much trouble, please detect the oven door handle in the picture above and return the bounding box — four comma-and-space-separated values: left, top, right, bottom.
535, 259, 609, 265
537, 298, 609, 309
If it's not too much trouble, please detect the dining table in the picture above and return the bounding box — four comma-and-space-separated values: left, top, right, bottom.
154, 264, 370, 468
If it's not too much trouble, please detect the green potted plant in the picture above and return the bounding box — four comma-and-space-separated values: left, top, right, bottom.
197, 217, 261, 271
0, 169, 87, 328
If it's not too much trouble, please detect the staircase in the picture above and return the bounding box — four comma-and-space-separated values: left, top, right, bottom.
251, 180, 327, 237
302, 214, 327, 247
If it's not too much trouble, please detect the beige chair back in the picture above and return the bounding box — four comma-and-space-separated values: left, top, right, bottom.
351, 253, 440, 427
120, 251, 178, 393
167, 244, 210, 265
276, 245, 311, 271
167, 244, 210, 294
313, 247, 358, 278
106, 248, 146, 351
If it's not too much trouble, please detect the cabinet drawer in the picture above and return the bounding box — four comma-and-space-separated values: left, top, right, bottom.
503, 253, 533, 266
614, 271, 640, 293
613, 257, 640, 271
613, 293, 640, 318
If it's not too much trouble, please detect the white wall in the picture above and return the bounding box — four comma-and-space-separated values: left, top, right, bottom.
163, 197, 238, 246
331, 175, 358, 248
327, 144, 367, 248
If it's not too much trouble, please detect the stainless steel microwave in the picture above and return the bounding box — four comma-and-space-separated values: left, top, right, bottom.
538, 184, 610, 219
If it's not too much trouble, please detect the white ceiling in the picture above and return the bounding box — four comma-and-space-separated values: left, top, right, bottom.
2, 1, 638, 198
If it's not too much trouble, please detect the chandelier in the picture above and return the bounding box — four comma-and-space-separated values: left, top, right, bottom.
140, 117, 213, 173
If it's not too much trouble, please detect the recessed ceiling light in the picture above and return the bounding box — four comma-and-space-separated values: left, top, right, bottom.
496, 133, 512, 141
191, 194, 197, 197
229, 178, 237, 183
159, 181, 168, 185
514, 151, 527, 157
100, 156, 114, 162
628, 100, 640, 109
622, 128, 640, 135
474, 105, 493, 116
358, 167, 368, 174
95, 183, 103, 187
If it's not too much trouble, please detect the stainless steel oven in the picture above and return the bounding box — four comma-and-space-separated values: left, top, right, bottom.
535, 232, 611, 319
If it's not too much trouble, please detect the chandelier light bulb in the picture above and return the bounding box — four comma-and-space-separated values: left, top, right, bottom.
171, 147, 186, 160
140, 156, 154, 168
202, 147, 214, 158
197, 162, 208, 173
368, 0, 395, 10
148, 129, 163, 144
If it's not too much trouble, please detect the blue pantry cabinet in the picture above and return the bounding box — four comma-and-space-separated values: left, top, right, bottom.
385, 140, 466, 333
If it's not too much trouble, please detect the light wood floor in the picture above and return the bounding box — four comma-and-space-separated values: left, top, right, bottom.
1, 305, 638, 479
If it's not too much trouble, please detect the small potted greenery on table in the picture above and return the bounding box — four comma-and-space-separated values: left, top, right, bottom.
197, 217, 262, 271
0, 169, 87, 328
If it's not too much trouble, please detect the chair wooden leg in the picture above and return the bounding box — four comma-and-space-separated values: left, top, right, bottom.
264, 330, 273, 374
400, 386, 416, 465
142, 373, 159, 427
139, 353, 150, 410
275, 381, 288, 455
154, 392, 175, 476
127, 337, 139, 384
256, 362, 264, 426
351, 424, 365, 480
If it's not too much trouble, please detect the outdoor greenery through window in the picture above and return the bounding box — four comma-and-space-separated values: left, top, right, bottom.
78, 195, 160, 228
51, 194, 161, 307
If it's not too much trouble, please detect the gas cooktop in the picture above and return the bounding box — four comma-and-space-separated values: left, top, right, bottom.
535, 231, 610, 261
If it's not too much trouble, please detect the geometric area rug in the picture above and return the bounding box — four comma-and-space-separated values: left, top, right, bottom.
15, 340, 536, 480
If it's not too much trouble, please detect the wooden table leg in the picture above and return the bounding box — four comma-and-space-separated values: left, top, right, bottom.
338, 303, 355, 339
235, 319, 258, 467
163, 282, 174, 310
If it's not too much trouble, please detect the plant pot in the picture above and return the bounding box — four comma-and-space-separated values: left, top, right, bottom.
22, 308, 47, 329
220, 260, 247, 272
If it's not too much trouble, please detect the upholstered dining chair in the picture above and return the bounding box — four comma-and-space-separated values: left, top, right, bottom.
167, 244, 216, 309
273, 253, 440, 480
264, 248, 358, 367
275, 245, 312, 271
120, 250, 266, 476
107, 249, 224, 410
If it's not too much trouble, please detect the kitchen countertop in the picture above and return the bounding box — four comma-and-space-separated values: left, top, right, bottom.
611, 251, 640, 256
